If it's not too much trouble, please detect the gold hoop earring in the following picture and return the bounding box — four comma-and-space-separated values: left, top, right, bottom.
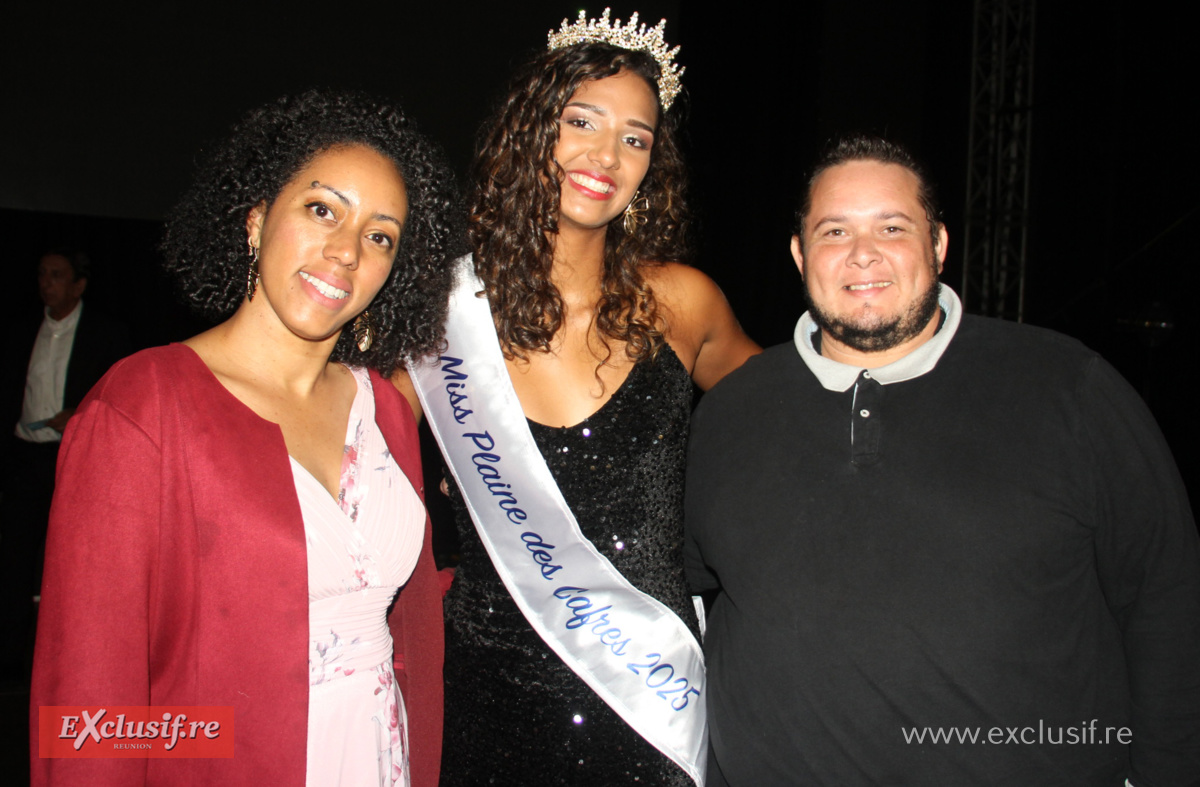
353, 311, 375, 352
623, 192, 650, 235
246, 242, 260, 300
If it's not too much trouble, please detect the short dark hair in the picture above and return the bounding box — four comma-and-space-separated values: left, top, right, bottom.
794, 134, 942, 245
42, 249, 90, 282
162, 89, 462, 376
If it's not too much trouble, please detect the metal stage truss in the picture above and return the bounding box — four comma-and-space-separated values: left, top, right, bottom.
961, 0, 1037, 321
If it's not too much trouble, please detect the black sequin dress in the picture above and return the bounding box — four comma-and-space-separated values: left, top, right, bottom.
440, 345, 699, 786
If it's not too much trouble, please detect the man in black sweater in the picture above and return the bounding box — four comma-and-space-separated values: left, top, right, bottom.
685, 136, 1200, 786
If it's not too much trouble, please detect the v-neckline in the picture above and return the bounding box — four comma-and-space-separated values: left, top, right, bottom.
524, 343, 679, 432
176, 343, 364, 505
286, 369, 365, 507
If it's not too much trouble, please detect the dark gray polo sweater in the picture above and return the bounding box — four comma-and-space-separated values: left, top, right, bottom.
685, 288, 1200, 786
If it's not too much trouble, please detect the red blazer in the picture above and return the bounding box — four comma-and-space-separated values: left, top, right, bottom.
30, 344, 443, 786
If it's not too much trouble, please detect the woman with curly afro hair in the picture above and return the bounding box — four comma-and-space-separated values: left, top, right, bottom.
32, 90, 460, 787
423, 13, 760, 787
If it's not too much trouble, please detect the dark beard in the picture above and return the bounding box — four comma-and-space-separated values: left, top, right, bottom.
805, 275, 941, 354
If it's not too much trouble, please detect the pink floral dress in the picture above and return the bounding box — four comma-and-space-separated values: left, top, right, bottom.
290, 367, 425, 787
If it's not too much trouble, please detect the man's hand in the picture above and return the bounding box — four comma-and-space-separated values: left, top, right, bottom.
46, 408, 76, 433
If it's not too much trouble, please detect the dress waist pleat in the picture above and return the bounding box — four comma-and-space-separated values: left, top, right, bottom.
309, 587, 396, 685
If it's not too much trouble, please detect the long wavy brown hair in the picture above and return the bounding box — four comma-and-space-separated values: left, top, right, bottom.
470, 42, 691, 363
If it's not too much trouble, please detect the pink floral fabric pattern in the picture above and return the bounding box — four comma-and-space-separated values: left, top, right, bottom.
291, 367, 424, 786
374, 664, 407, 784
339, 420, 365, 522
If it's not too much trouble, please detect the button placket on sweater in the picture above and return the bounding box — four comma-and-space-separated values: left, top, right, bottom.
851, 370, 884, 465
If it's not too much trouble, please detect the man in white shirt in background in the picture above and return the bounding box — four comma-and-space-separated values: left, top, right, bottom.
19, 252, 89, 439
1, 250, 129, 682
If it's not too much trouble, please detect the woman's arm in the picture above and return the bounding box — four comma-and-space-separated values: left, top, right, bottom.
31, 396, 160, 786
651, 263, 762, 391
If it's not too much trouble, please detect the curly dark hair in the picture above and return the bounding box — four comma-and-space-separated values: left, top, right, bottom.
470, 42, 691, 362
162, 89, 462, 376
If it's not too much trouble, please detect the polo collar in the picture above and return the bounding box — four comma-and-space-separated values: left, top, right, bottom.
793, 284, 962, 392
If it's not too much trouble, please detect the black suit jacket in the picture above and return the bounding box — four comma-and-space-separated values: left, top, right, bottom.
59, 305, 131, 412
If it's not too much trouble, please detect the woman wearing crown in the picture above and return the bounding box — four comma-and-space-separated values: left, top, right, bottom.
406, 9, 759, 785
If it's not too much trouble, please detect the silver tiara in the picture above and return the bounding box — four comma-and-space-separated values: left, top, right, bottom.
547, 8, 684, 110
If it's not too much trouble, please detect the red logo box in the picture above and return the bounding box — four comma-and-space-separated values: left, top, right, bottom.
38, 706, 235, 758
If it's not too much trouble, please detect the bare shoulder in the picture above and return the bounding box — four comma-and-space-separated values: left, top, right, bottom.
644, 261, 727, 313
643, 262, 762, 391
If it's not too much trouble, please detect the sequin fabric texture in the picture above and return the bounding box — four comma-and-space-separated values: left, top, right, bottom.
441, 345, 698, 785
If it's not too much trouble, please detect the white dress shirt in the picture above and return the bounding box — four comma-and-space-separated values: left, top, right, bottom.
16, 302, 82, 443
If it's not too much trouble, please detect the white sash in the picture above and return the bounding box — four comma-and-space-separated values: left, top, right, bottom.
412, 256, 707, 785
